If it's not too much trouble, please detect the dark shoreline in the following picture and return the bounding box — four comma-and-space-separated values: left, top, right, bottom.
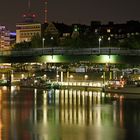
103, 86, 140, 94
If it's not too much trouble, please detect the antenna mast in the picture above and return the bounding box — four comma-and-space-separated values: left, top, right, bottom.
44, 0, 48, 23
23, 0, 36, 22
28, 0, 31, 12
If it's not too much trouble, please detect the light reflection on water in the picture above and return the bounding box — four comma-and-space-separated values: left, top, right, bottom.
0, 86, 140, 140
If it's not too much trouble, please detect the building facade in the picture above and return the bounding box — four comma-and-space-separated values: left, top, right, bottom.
16, 22, 41, 43
0, 26, 11, 50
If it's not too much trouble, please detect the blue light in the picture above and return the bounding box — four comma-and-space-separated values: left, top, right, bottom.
10, 32, 16, 36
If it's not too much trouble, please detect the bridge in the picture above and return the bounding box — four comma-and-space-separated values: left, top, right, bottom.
0, 47, 140, 64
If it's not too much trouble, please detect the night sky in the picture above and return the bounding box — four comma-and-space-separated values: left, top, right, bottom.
0, 0, 140, 31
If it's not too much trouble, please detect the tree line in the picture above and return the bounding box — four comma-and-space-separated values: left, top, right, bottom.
13, 33, 140, 50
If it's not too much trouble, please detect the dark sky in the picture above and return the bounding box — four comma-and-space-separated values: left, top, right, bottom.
0, 0, 140, 31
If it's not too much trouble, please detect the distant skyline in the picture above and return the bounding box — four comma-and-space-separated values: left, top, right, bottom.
0, 0, 140, 31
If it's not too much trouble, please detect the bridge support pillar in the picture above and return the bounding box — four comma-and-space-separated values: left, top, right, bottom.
103, 71, 106, 85
113, 70, 117, 79
61, 71, 63, 82
109, 71, 112, 80
67, 71, 69, 82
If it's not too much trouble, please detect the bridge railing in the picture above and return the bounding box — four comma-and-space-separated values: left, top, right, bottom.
0, 47, 140, 57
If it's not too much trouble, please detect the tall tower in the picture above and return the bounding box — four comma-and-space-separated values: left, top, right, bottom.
16, 0, 41, 43
23, 0, 36, 22
44, 0, 48, 23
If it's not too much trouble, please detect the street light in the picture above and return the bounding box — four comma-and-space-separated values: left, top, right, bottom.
50, 37, 54, 58
84, 74, 88, 86
70, 75, 73, 81
56, 74, 59, 82
108, 37, 111, 48
108, 37, 111, 46
42, 38, 45, 54
50, 36, 54, 40
98, 37, 102, 54
108, 37, 111, 58
101, 72, 105, 86
84, 75, 88, 80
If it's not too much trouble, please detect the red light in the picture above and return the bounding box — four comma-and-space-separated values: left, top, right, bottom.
32, 14, 36, 18
23, 14, 26, 17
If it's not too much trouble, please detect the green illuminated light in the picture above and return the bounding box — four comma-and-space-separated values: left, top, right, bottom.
42, 55, 61, 63
99, 55, 117, 63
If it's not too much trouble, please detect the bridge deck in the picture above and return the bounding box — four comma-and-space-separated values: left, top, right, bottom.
0, 47, 140, 63
1, 47, 140, 57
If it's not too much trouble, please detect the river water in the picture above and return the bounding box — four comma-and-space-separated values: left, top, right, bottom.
0, 86, 140, 140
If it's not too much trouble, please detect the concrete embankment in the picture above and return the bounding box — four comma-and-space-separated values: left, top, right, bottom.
61, 85, 102, 91
104, 86, 140, 94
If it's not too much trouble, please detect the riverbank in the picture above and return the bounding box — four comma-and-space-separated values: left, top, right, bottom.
103, 86, 140, 94
19, 79, 140, 94
20, 84, 102, 92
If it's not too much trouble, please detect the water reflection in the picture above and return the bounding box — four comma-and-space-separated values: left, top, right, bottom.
0, 86, 140, 140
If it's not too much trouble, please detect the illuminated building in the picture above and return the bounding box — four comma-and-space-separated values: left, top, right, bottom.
0, 26, 11, 50
16, 22, 41, 43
